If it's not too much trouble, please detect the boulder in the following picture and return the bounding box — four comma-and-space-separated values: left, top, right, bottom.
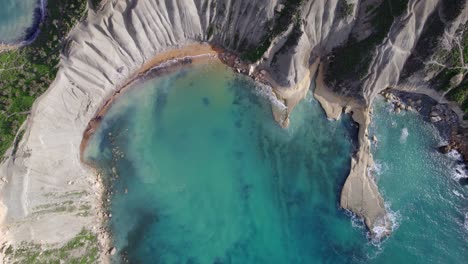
431, 115, 442, 123
438, 145, 452, 154
109, 247, 117, 255
459, 177, 468, 186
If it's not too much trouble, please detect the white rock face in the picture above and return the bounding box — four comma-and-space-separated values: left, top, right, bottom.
361, 0, 441, 102
0, 0, 466, 250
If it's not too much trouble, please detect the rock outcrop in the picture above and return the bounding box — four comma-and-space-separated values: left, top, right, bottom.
1, 0, 467, 258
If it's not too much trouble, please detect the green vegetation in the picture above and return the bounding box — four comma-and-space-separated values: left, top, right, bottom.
207, 24, 214, 39
241, 0, 304, 62
90, 0, 103, 11
45, 190, 89, 199
340, 0, 355, 18
447, 79, 468, 120
432, 23, 468, 117
326, 0, 409, 94
447, 84, 467, 111
31, 200, 92, 216
2, 229, 100, 264
0, 0, 88, 157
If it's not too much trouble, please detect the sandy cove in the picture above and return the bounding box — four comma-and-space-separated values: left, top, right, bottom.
0, 43, 222, 263
1, 42, 389, 262
80, 44, 358, 261
80, 43, 227, 262
79, 42, 315, 261
81, 43, 391, 243
80, 44, 220, 156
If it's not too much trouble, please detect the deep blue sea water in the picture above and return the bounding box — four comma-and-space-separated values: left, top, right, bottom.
85, 63, 467, 263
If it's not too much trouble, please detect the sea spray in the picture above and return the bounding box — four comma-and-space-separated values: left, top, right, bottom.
254, 82, 287, 112
366, 96, 468, 263
399, 127, 409, 143
369, 202, 401, 243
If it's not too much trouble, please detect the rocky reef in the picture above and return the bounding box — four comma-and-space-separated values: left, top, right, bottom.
0, 0, 467, 261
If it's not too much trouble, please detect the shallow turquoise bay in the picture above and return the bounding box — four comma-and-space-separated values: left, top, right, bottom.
85, 63, 467, 263
0, 0, 39, 44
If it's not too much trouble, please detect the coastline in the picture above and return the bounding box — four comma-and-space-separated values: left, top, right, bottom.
79, 44, 220, 157
78, 43, 324, 260
314, 63, 392, 237
0, 0, 464, 261
4, 42, 462, 260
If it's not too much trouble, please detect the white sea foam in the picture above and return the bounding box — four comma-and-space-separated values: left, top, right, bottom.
346, 200, 401, 246
399, 127, 409, 143
373, 161, 387, 176
345, 209, 366, 230
447, 150, 463, 161
368, 202, 401, 245
452, 190, 466, 199
254, 83, 287, 111
436, 149, 468, 181
451, 164, 468, 181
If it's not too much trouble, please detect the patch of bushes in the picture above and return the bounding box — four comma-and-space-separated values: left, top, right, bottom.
242, 0, 304, 62
3, 229, 100, 264
339, 0, 355, 18
326, 0, 409, 95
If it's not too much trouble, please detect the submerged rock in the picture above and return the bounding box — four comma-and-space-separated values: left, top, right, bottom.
438, 145, 452, 154
459, 177, 468, 186
108, 247, 116, 255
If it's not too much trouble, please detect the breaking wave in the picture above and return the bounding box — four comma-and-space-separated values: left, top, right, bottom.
464, 212, 468, 232
254, 83, 287, 111
399, 127, 409, 143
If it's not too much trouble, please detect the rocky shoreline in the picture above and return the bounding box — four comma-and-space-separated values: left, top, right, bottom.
381, 89, 468, 165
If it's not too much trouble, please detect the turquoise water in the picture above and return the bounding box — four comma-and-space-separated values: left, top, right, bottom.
85, 63, 468, 263
0, 0, 41, 44
368, 98, 468, 263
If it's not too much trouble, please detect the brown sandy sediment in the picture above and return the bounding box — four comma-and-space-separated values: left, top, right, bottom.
0, 44, 17, 53
314, 63, 391, 237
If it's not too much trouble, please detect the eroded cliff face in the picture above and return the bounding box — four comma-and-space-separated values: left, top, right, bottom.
1, 0, 467, 255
